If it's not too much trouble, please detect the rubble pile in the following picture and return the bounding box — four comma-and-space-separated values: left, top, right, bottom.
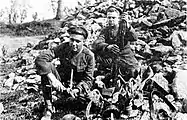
0, 0, 187, 119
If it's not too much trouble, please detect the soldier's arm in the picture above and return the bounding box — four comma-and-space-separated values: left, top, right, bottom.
35, 50, 55, 75
92, 29, 108, 52
76, 51, 95, 95
125, 24, 138, 42
85, 51, 95, 80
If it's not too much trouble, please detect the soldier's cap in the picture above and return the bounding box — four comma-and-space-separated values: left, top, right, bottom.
106, 5, 123, 15
67, 26, 88, 39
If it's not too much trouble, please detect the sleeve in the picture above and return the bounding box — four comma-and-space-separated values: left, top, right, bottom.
53, 43, 65, 57
35, 50, 55, 75
125, 24, 138, 42
92, 29, 109, 52
76, 51, 95, 94
85, 51, 95, 81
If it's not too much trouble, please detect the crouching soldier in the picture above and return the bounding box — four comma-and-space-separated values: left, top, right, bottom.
35, 26, 95, 120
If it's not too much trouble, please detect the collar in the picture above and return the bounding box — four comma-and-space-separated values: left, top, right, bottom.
72, 46, 84, 59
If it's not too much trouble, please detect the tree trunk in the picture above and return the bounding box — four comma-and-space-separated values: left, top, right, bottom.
55, 0, 64, 20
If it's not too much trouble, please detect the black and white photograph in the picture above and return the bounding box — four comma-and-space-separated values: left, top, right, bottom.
0, 0, 187, 119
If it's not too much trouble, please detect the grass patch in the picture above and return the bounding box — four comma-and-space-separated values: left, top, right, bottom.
0, 19, 64, 37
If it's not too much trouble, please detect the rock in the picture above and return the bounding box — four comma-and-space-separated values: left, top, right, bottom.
150, 45, 173, 55
21, 53, 34, 65
151, 15, 187, 28
142, 45, 153, 57
182, 4, 187, 11
8, 72, 16, 78
170, 31, 187, 48
0, 102, 4, 114
153, 102, 171, 117
140, 18, 152, 27
29, 50, 40, 58
27, 69, 36, 75
25, 78, 38, 84
160, 0, 172, 7
152, 72, 169, 92
157, 26, 170, 37
3, 78, 14, 88
166, 94, 175, 102
12, 83, 20, 90
174, 69, 187, 99
14, 76, 26, 83
181, 98, 187, 113
183, 47, 187, 55
61, 114, 81, 120
173, 101, 183, 112
179, 64, 187, 70
172, 2, 181, 10
135, 39, 147, 46
174, 112, 187, 120
164, 7, 182, 19
138, 110, 150, 120
148, 39, 157, 47
26, 85, 39, 93
166, 55, 182, 64
27, 75, 41, 83
135, 44, 142, 52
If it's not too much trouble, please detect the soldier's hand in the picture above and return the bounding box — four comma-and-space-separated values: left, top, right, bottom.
107, 44, 120, 54
95, 76, 105, 88
70, 89, 79, 98
47, 73, 66, 92
120, 12, 130, 21
52, 79, 66, 92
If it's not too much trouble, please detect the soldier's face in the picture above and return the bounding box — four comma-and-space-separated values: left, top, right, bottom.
69, 34, 84, 52
107, 11, 120, 27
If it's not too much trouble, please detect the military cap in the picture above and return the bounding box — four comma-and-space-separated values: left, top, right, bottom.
106, 5, 123, 15
67, 26, 88, 39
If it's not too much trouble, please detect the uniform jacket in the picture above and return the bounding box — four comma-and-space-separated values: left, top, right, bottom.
35, 42, 95, 94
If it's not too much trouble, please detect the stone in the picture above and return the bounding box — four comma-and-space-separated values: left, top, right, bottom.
21, 53, 34, 65
166, 55, 182, 64
25, 75, 41, 84
148, 40, 157, 47
14, 76, 26, 83
170, 31, 187, 48
152, 72, 169, 92
182, 4, 187, 11
140, 18, 152, 27
174, 112, 187, 120
25, 78, 37, 84
60, 114, 81, 120
165, 7, 183, 19
3, 78, 14, 88
0, 102, 4, 114
150, 45, 173, 55
151, 15, 186, 28
27, 69, 36, 75
12, 83, 20, 90
8, 72, 16, 78
174, 69, 187, 99
26, 85, 39, 93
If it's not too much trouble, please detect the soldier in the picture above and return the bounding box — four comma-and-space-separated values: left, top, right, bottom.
35, 26, 95, 120
92, 5, 139, 82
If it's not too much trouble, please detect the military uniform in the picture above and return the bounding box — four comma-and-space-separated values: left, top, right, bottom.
92, 22, 139, 80
35, 42, 95, 99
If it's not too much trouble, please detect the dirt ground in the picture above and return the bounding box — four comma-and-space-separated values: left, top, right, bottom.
0, 35, 45, 56
0, 35, 44, 119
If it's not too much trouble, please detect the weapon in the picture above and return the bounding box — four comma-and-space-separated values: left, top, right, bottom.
70, 69, 74, 89
66, 68, 76, 98
123, 0, 127, 12
117, 0, 128, 50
